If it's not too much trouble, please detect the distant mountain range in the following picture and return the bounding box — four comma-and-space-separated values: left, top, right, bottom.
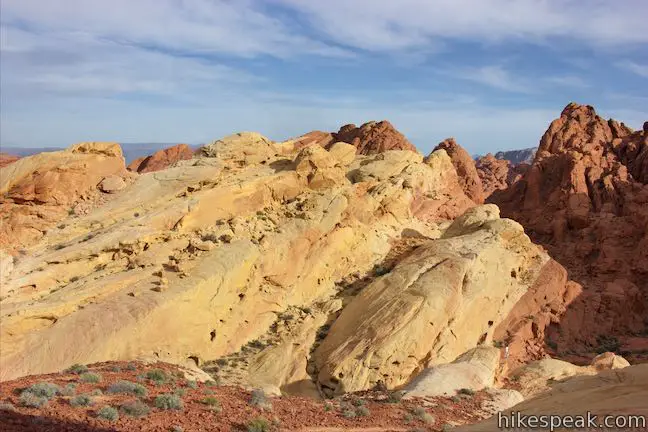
473, 147, 536, 165
1, 143, 202, 164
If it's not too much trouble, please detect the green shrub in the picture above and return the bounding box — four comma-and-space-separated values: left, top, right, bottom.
65, 364, 89, 374
107, 380, 147, 396
411, 406, 435, 424
356, 406, 370, 417
125, 363, 137, 371
386, 390, 404, 403
323, 402, 333, 412
350, 396, 365, 407
458, 388, 475, 396
91, 389, 103, 396
342, 408, 356, 419
145, 369, 168, 384
22, 382, 60, 398
120, 399, 151, 418
109, 365, 122, 372
61, 383, 77, 396
205, 379, 218, 387
404, 412, 414, 423
185, 380, 198, 389
250, 389, 271, 411
174, 388, 187, 397
247, 417, 270, 432
201, 397, 222, 413
97, 406, 119, 421
80, 372, 102, 383
154, 393, 183, 410
70, 394, 94, 407
19, 392, 48, 408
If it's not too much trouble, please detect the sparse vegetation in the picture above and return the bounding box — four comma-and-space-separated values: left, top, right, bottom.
70, 394, 94, 407
174, 388, 187, 397
61, 383, 77, 396
97, 406, 119, 421
145, 369, 168, 384
404, 412, 415, 423
107, 380, 147, 397
22, 382, 60, 398
80, 372, 102, 383
125, 363, 138, 371
350, 396, 365, 407
386, 390, 404, 403
356, 406, 370, 417
342, 408, 357, 418
458, 388, 475, 396
65, 364, 89, 374
250, 389, 271, 411
410, 406, 435, 424
20, 392, 49, 408
247, 417, 271, 432
120, 399, 151, 417
91, 389, 103, 396
201, 397, 222, 413
596, 335, 621, 353
323, 401, 333, 411
154, 393, 183, 410
109, 365, 122, 372
205, 379, 219, 387
185, 379, 198, 389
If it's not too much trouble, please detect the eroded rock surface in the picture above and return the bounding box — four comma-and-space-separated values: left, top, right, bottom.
432, 138, 484, 203
0, 153, 20, 168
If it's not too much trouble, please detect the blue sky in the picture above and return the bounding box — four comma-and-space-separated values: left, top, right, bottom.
1, 0, 647, 155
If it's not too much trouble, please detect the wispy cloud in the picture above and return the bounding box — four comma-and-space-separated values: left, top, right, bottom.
616, 60, 648, 78
451, 65, 532, 93
546, 75, 589, 88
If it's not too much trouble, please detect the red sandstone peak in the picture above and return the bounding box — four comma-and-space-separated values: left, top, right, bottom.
127, 143, 194, 174
332, 120, 419, 155
432, 138, 484, 203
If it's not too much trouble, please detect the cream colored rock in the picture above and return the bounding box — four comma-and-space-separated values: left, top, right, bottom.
68, 141, 124, 158
509, 352, 630, 398
481, 388, 524, 415
314, 206, 549, 394
294, 145, 348, 190
349, 150, 423, 183
458, 364, 648, 431
442, 204, 500, 238
0, 136, 471, 383
99, 175, 126, 193
199, 132, 275, 165
404, 347, 501, 398
328, 142, 357, 166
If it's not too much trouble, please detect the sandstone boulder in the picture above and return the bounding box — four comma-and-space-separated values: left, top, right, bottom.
98, 175, 127, 194
404, 347, 501, 398
333, 120, 419, 155
199, 132, 275, 165
294, 145, 348, 190
432, 138, 484, 203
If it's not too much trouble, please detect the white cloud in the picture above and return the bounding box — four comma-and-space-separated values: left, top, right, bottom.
452, 65, 532, 93
616, 60, 648, 78
546, 75, 589, 88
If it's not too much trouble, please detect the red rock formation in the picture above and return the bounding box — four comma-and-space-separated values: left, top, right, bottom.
127, 144, 194, 173
333, 120, 419, 155
290, 131, 336, 150
432, 138, 484, 203
489, 103, 648, 363
0, 153, 20, 168
475, 154, 528, 197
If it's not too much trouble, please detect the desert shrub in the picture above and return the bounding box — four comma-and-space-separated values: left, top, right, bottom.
174, 388, 187, 397
97, 406, 119, 421
19, 393, 48, 408
120, 399, 150, 417
91, 389, 103, 396
458, 388, 475, 396
205, 379, 219, 387
201, 396, 222, 413
350, 396, 365, 407
356, 406, 370, 417
70, 394, 94, 407
80, 372, 102, 383
0, 403, 16, 412
109, 365, 122, 372
247, 417, 270, 432
342, 408, 356, 419
125, 363, 137, 371
154, 393, 183, 410
145, 369, 168, 384
107, 380, 147, 396
65, 364, 89, 374
386, 390, 404, 403
323, 402, 333, 412
411, 406, 435, 424
404, 412, 414, 423
185, 380, 198, 389
61, 383, 77, 396
250, 389, 271, 410
22, 382, 60, 398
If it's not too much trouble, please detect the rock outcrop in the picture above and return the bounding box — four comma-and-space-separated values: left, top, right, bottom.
432, 138, 484, 202
459, 364, 648, 432
333, 120, 419, 155
0, 142, 128, 252
0, 153, 20, 168
494, 147, 536, 165
475, 153, 528, 198
0, 135, 476, 384
313, 204, 550, 395
127, 144, 194, 173
489, 103, 648, 363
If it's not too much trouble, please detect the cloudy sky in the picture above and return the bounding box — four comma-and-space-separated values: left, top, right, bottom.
1, 0, 647, 155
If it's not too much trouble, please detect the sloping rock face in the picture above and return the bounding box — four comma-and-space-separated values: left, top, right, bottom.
333, 120, 419, 155
313, 204, 551, 395
489, 103, 648, 363
0, 153, 20, 168
475, 153, 529, 198
458, 364, 648, 432
288, 131, 336, 151
127, 144, 194, 173
432, 138, 484, 202
0, 134, 479, 384
0, 143, 128, 252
